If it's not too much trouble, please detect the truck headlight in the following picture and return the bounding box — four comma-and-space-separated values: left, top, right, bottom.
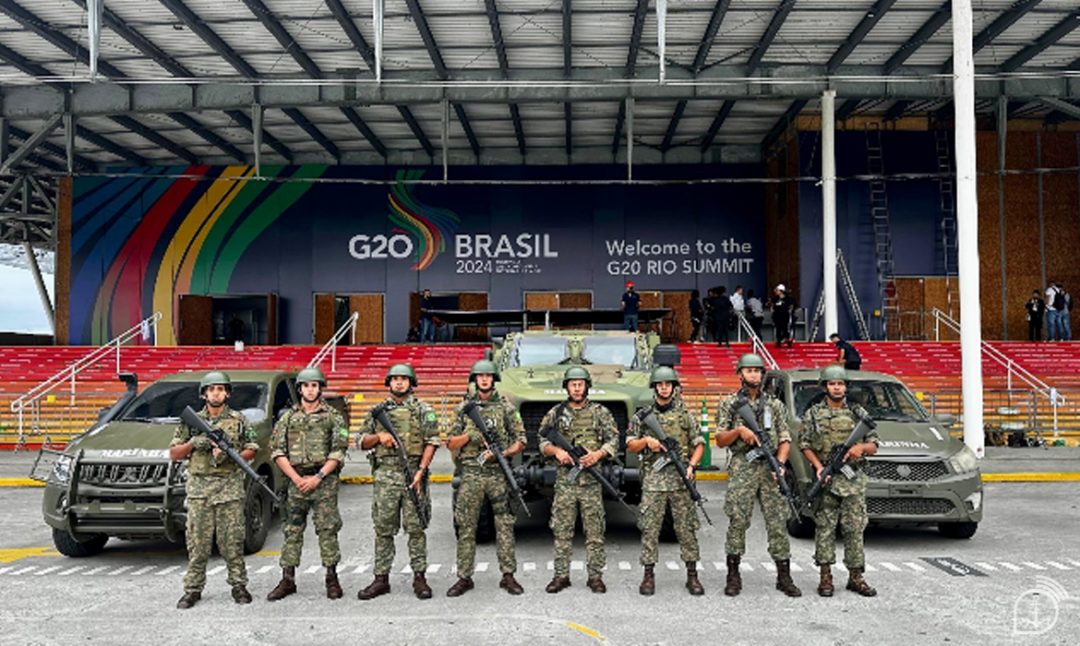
52, 455, 73, 483
948, 446, 979, 474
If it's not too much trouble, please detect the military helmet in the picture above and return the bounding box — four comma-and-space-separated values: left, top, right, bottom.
649, 365, 680, 387
562, 366, 593, 389
736, 353, 766, 372
468, 359, 500, 383
385, 363, 418, 387
820, 364, 848, 384
296, 367, 327, 387
199, 371, 231, 393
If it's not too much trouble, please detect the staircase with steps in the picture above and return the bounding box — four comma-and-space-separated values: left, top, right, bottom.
3, 342, 1080, 448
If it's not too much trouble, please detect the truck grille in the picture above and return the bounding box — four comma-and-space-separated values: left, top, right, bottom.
866, 497, 955, 516
865, 460, 949, 482
79, 463, 169, 487
520, 402, 629, 452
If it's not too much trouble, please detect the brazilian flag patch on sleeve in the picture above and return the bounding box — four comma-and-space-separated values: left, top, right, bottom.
426, 412, 437, 423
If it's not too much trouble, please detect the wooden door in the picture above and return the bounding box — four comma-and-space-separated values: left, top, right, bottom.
177, 295, 213, 345
557, 291, 593, 330
662, 291, 692, 342
457, 292, 489, 341
313, 293, 336, 344
350, 294, 384, 344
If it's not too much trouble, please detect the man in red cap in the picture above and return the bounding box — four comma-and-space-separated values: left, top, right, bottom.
622, 281, 641, 332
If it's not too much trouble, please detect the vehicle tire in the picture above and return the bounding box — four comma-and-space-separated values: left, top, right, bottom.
243, 484, 273, 554
938, 521, 978, 539
52, 528, 108, 557
787, 514, 816, 539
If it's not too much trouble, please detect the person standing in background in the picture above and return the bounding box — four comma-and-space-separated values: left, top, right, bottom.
1026, 290, 1045, 342
419, 289, 435, 343
689, 290, 704, 343
622, 281, 641, 332
746, 289, 765, 340
714, 287, 733, 348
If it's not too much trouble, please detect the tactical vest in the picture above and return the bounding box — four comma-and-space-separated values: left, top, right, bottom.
185, 407, 248, 478
281, 405, 336, 468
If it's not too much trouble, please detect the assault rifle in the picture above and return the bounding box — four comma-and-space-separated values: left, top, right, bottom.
371, 404, 430, 529
462, 401, 530, 516
733, 400, 800, 519
179, 406, 280, 503
637, 408, 713, 525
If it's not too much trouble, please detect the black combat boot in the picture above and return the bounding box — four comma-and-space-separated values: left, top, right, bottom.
818, 564, 834, 597
325, 565, 343, 600
266, 566, 296, 601
775, 559, 802, 597
724, 554, 742, 597
176, 590, 201, 609
639, 565, 655, 596
685, 562, 704, 596
357, 574, 390, 600
846, 567, 877, 597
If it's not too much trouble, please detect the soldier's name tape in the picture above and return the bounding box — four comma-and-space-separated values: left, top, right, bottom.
2, 472, 1079, 488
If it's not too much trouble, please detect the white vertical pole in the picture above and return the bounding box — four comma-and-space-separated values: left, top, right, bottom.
373, 0, 384, 82
24, 240, 55, 333
252, 104, 263, 178
953, 0, 985, 458
626, 97, 634, 182
657, 0, 667, 83
88, 0, 103, 80
822, 90, 838, 340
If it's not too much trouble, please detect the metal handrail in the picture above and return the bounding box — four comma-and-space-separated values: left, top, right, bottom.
308, 311, 359, 373
9, 311, 162, 445
929, 307, 1064, 432
736, 313, 779, 371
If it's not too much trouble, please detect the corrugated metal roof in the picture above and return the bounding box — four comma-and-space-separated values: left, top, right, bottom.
0, 0, 1077, 169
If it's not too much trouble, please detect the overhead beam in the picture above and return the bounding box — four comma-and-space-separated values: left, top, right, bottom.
613, 0, 649, 153
1038, 98, 1080, 120
226, 110, 293, 162
943, 0, 1042, 72
0, 115, 62, 174
702, 0, 796, 151
999, 10, 1080, 72
9, 125, 96, 171
662, 0, 731, 151
761, 99, 808, 153
882, 1, 953, 74
109, 115, 198, 164
168, 113, 246, 163
3, 71, 1080, 119
403, 0, 480, 158
75, 125, 148, 166
484, 0, 526, 157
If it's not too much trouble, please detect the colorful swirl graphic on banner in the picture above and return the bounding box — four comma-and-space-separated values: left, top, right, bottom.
70, 165, 327, 344
387, 169, 460, 271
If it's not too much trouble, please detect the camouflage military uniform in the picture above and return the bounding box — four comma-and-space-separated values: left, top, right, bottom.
715, 391, 792, 560
358, 395, 440, 576
800, 402, 879, 569
539, 401, 618, 578
271, 401, 349, 568
630, 399, 704, 566
449, 391, 526, 578
170, 405, 258, 593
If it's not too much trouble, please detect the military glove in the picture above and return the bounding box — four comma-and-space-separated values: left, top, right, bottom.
191, 435, 213, 451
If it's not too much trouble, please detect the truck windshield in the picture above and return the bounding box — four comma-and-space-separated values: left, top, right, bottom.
511, 336, 570, 366
581, 336, 639, 369
793, 380, 929, 422
121, 382, 268, 422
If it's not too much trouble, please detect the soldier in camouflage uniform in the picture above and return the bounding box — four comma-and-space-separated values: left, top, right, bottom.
540, 366, 618, 594
266, 367, 349, 602
169, 371, 258, 609
800, 365, 880, 597
444, 360, 527, 597
627, 366, 706, 596
356, 364, 440, 600
714, 354, 802, 598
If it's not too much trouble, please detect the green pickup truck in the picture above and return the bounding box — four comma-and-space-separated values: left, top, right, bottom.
35, 370, 347, 557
